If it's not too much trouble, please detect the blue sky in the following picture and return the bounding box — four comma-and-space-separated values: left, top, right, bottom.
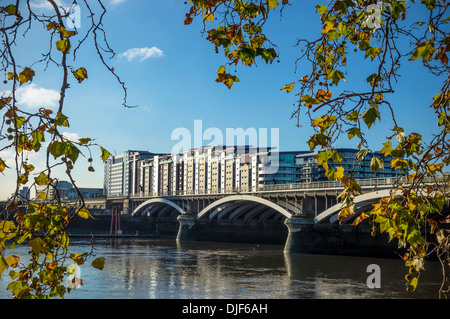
0, 0, 444, 199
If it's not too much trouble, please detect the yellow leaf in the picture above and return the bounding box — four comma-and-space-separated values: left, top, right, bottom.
72, 67, 88, 83
335, 166, 345, 180
352, 212, 369, 225
56, 39, 71, 54
77, 207, 92, 219
322, 21, 335, 34
204, 13, 214, 22
280, 83, 294, 93
18, 67, 35, 85
5, 255, 19, 268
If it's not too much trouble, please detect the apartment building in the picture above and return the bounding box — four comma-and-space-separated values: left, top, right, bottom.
103, 150, 161, 196
295, 148, 399, 182
104, 146, 401, 197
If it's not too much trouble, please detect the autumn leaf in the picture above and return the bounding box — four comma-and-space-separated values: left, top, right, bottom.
215, 65, 240, 89
100, 147, 111, 162
35, 172, 52, 186
268, 0, 279, 10
91, 257, 105, 270
322, 21, 335, 34
72, 67, 88, 83
56, 39, 71, 54
315, 89, 332, 101
70, 253, 87, 266
77, 207, 92, 219
335, 166, 345, 180
204, 13, 214, 22
19, 67, 35, 85
0, 158, 9, 173
280, 83, 294, 93
409, 40, 436, 62
58, 26, 76, 38
370, 156, 384, 174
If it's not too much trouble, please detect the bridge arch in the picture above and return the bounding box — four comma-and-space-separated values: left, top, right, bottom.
314, 189, 401, 224
197, 194, 293, 221
131, 198, 186, 217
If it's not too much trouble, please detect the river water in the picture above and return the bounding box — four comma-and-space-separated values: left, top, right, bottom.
0, 237, 444, 299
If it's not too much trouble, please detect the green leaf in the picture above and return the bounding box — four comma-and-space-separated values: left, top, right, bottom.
91, 257, 105, 270
31, 131, 45, 151
54, 112, 70, 127
316, 5, 328, 15
100, 147, 111, 162
409, 40, 436, 62
356, 149, 369, 161
374, 215, 395, 234
28, 237, 46, 256
1, 5, 19, 15
48, 141, 80, 163
347, 127, 361, 140
380, 141, 393, 157
370, 156, 384, 174
326, 69, 345, 85
0, 256, 7, 279
78, 137, 92, 145
35, 172, 52, 186
345, 111, 359, 122
64, 142, 80, 163
366, 47, 381, 61
362, 107, 380, 129
365, 73, 380, 87
307, 133, 328, 151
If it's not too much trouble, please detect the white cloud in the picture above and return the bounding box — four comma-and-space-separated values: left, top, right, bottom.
13, 84, 60, 109
120, 47, 164, 62
62, 132, 80, 141
30, 0, 67, 11
110, 0, 127, 6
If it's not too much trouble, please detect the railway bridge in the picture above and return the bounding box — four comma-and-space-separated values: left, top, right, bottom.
122, 176, 409, 255
78, 175, 447, 255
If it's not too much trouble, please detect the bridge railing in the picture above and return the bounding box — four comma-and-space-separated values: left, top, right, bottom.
124, 174, 449, 199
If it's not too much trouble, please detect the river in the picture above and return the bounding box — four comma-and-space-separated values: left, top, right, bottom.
0, 237, 444, 299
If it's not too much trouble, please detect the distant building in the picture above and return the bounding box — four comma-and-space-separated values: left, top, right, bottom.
19, 186, 30, 200
103, 150, 163, 197
103, 146, 401, 197
36, 180, 103, 200
258, 151, 308, 185
296, 148, 399, 182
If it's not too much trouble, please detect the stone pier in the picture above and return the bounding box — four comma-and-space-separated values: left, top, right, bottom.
283, 216, 316, 253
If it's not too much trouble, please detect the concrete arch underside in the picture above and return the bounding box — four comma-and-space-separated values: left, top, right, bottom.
197, 195, 293, 225
131, 198, 186, 219
314, 189, 401, 224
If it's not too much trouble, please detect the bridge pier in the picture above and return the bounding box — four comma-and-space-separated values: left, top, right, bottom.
176, 215, 198, 241
283, 216, 316, 253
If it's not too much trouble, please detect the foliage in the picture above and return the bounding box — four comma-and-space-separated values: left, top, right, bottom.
0, 0, 122, 298
184, 0, 450, 297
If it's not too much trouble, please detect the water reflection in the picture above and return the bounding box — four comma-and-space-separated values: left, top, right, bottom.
0, 238, 443, 299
